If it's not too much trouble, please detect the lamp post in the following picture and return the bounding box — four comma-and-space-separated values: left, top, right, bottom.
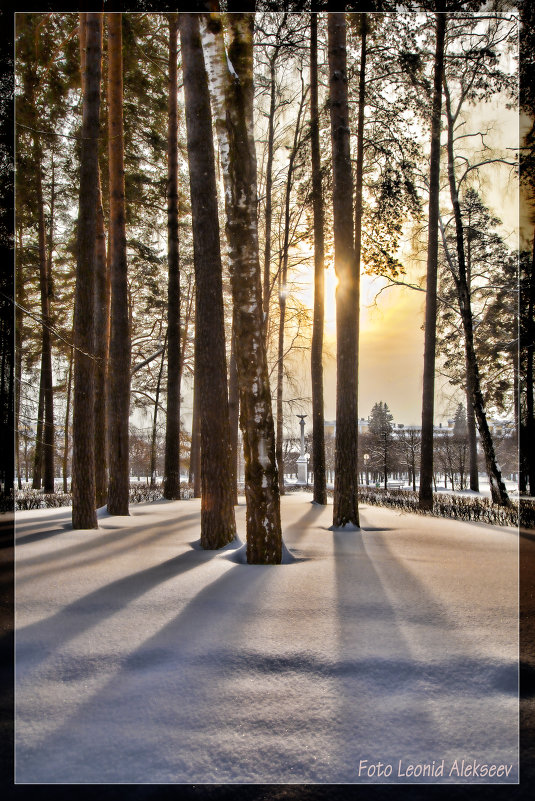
296, 414, 308, 485
363, 453, 369, 486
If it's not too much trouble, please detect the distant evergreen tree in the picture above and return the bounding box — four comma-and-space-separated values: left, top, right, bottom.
453, 403, 467, 437
368, 401, 395, 490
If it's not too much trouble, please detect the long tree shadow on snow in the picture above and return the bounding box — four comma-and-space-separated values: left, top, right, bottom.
17, 503, 331, 782
15, 527, 220, 675
15, 556, 281, 783
330, 522, 518, 782
16, 510, 200, 577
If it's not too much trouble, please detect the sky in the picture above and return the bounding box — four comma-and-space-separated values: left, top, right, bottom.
323, 274, 428, 426
295, 100, 520, 433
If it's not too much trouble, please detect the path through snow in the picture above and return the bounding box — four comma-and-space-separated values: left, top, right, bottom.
15, 493, 518, 783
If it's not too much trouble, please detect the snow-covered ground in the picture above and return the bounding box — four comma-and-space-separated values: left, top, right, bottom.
15, 493, 518, 784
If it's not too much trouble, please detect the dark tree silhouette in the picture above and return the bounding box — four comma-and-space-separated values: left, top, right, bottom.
328, 12, 359, 528
418, 11, 446, 512
163, 13, 182, 501
72, 12, 102, 530
107, 12, 131, 516
309, 11, 326, 506
180, 12, 237, 549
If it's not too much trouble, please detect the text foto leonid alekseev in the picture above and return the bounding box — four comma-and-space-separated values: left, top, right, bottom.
358, 759, 515, 780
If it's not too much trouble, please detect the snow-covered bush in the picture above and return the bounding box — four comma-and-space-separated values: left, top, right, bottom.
15, 482, 195, 511
128, 482, 194, 502
15, 489, 72, 511
356, 485, 528, 528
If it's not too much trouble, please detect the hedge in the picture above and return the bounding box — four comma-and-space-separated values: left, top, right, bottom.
13, 481, 194, 511
285, 483, 534, 529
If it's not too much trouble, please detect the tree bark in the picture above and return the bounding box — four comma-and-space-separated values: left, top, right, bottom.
464, 204, 479, 492
107, 12, 131, 515
466, 391, 479, 491
63, 346, 73, 493
180, 12, 236, 548
310, 12, 327, 506
262, 58, 276, 339
419, 12, 446, 511
72, 12, 102, 529
82, 12, 109, 508
32, 366, 44, 489
444, 79, 510, 506
35, 139, 55, 493
15, 280, 23, 490
524, 231, 535, 495
94, 172, 109, 507
190, 363, 201, 498
151, 338, 166, 487
201, 12, 282, 563
328, 12, 359, 528
229, 324, 239, 505
164, 13, 182, 501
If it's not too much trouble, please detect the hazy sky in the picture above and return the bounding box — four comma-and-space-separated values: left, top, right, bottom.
323, 275, 427, 426
311, 101, 519, 432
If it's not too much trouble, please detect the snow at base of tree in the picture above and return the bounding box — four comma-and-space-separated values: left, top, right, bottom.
15, 494, 518, 783
328, 522, 361, 532
226, 539, 296, 565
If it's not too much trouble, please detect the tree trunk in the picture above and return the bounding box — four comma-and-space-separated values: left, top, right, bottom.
525, 232, 535, 495
466, 389, 479, 491
419, 12, 446, 511
328, 12, 359, 528
464, 201, 479, 492
354, 11, 366, 297
444, 80, 509, 506
1, 315, 14, 495
72, 12, 102, 529
164, 13, 182, 501
107, 12, 130, 516
15, 224, 24, 490
201, 12, 282, 563
151, 338, 166, 487
94, 172, 109, 507
25, 38, 55, 495
275, 270, 286, 496
15, 298, 22, 491
229, 324, 239, 505
81, 13, 109, 508
179, 275, 194, 390
262, 59, 276, 340
63, 347, 73, 493
180, 12, 236, 548
32, 366, 44, 489
310, 13, 327, 506
190, 364, 201, 498
35, 138, 55, 493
